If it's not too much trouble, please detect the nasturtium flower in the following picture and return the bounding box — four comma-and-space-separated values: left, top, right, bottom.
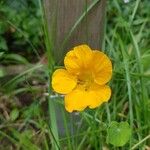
52, 44, 112, 112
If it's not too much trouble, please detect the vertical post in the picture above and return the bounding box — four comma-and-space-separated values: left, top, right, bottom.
44, 0, 106, 63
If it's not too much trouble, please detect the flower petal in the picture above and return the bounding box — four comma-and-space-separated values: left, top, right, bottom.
92, 50, 112, 85
64, 84, 111, 112
88, 83, 111, 109
64, 85, 88, 112
64, 44, 93, 74
52, 69, 77, 94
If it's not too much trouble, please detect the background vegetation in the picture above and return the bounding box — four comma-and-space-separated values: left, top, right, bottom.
0, 0, 150, 149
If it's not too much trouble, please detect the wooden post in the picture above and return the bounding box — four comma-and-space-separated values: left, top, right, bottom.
44, 0, 106, 63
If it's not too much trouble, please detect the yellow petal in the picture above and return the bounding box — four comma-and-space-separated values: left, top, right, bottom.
52, 69, 77, 94
88, 83, 111, 109
92, 50, 112, 85
64, 85, 88, 112
64, 44, 92, 74
64, 84, 111, 112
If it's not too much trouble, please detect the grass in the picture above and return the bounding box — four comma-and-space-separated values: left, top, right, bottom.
0, 0, 150, 150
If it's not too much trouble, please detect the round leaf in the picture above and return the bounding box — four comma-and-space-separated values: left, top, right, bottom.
107, 121, 131, 147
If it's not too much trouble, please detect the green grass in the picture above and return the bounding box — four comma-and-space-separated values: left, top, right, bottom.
0, 0, 150, 150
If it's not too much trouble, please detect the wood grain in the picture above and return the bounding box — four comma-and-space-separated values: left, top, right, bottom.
44, 0, 106, 63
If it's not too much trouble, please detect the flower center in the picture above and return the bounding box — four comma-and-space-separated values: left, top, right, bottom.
77, 72, 94, 91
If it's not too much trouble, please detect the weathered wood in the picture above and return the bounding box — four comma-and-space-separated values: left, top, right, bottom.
44, 0, 106, 63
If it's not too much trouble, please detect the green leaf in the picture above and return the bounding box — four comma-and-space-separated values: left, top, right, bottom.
0, 37, 8, 51
10, 108, 19, 121
0, 67, 5, 77
142, 54, 150, 71
4, 54, 29, 64
107, 121, 131, 147
0, 52, 5, 58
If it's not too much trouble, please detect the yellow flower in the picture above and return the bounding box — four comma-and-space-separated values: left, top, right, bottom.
52, 45, 112, 112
